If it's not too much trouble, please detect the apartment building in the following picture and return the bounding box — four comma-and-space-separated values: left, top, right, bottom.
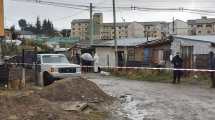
71, 13, 170, 41
140, 22, 169, 38
188, 16, 215, 35
101, 22, 129, 40
71, 13, 103, 41
71, 19, 90, 41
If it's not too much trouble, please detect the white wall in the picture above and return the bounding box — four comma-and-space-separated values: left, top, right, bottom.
171, 38, 215, 56
95, 47, 116, 67
169, 20, 188, 35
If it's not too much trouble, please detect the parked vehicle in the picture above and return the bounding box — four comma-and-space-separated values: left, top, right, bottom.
37, 54, 81, 86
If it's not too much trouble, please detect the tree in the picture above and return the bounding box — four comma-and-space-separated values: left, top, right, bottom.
18, 19, 27, 30
35, 17, 41, 34
42, 19, 55, 36
25, 24, 36, 34
42, 19, 48, 34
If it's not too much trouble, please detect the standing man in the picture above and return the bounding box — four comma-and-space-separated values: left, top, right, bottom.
172, 52, 183, 84
209, 51, 215, 88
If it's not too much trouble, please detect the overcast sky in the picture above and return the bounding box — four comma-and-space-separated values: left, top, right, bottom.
4, 0, 215, 30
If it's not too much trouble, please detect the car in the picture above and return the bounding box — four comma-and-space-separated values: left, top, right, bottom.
37, 54, 81, 86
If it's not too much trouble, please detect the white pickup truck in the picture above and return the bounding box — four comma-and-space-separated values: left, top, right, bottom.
37, 54, 81, 86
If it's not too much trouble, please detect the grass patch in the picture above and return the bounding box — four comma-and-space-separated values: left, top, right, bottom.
112, 69, 172, 82
111, 69, 212, 86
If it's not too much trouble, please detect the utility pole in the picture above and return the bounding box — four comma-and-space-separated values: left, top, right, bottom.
172, 17, 175, 34
146, 31, 149, 42
113, 0, 118, 66
90, 3, 93, 46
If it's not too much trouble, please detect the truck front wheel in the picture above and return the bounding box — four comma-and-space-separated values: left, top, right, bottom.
43, 72, 54, 86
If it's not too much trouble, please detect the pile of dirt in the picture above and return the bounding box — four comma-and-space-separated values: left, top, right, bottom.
0, 77, 113, 120
38, 77, 113, 103
0, 94, 86, 120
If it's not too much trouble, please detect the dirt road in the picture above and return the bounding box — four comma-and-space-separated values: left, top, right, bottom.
85, 74, 215, 120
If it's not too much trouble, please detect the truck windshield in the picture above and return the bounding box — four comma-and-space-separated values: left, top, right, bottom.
42, 55, 69, 63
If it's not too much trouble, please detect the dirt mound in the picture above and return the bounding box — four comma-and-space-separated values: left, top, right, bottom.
0, 94, 86, 120
38, 77, 113, 102
0, 77, 113, 120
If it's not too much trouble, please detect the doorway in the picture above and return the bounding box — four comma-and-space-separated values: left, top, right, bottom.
118, 51, 125, 67
181, 46, 193, 68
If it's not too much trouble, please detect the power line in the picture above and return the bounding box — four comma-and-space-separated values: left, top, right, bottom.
12, 0, 90, 10
11, 0, 215, 16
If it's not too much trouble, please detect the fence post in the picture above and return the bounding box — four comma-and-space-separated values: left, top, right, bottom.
21, 67, 26, 88
21, 49, 25, 88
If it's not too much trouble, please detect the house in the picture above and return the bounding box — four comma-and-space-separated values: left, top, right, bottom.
93, 37, 157, 67
143, 35, 215, 69
172, 35, 215, 68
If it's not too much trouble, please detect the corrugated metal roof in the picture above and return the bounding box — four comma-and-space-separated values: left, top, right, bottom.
93, 37, 157, 47
174, 35, 215, 43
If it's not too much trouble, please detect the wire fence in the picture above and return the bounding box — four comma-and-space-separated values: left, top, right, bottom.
0, 62, 214, 89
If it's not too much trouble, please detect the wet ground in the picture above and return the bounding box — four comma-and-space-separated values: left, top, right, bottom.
85, 74, 215, 120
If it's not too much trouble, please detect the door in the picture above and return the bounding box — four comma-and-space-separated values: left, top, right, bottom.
144, 48, 150, 65
118, 51, 125, 67
181, 46, 193, 68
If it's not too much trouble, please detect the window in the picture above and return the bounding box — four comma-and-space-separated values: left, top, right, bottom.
128, 48, 135, 61
206, 24, 212, 27
163, 50, 171, 61
197, 24, 202, 27
198, 31, 202, 34
208, 31, 211, 34
42, 55, 69, 64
